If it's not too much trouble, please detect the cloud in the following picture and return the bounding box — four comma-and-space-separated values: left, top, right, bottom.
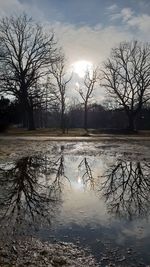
127, 14, 150, 33
0, 1, 149, 63
52, 22, 132, 66
0, 0, 22, 16
107, 5, 150, 38
48, 22, 133, 103
120, 8, 134, 22
106, 4, 118, 12
110, 7, 134, 22
0, 0, 150, 103
0, 0, 46, 20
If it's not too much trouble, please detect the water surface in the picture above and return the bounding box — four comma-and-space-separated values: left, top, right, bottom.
0, 142, 150, 266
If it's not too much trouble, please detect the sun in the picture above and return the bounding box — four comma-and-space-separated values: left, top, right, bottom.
72, 60, 93, 78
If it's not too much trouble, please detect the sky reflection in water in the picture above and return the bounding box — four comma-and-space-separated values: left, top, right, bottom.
0, 143, 150, 265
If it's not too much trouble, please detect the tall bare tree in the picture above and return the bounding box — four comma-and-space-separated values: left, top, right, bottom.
0, 14, 58, 130
77, 67, 99, 131
50, 55, 72, 133
101, 41, 150, 131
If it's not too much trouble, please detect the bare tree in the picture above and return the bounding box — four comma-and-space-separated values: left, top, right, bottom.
77, 67, 99, 131
50, 55, 72, 133
100, 160, 150, 220
0, 14, 58, 130
101, 41, 150, 131
33, 77, 60, 128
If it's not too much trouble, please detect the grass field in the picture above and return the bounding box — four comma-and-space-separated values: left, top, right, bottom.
1, 127, 150, 137
1, 127, 87, 136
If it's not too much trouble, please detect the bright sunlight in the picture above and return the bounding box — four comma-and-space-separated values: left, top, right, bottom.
72, 60, 93, 78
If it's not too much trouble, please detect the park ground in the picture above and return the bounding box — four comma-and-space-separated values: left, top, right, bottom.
1, 127, 150, 139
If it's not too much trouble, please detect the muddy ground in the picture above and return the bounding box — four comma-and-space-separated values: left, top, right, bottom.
0, 137, 150, 161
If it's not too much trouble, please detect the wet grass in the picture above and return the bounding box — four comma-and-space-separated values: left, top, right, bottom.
1, 127, 150, 137
1, 128, 88, 136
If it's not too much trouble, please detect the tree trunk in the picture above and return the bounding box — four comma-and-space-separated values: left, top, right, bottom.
20, 98, 27, 128
84, 103, 88, 131
20, 86, 36, 130
127, 114, 136, 132
60, 109, 65, 133
27, 107, 35, 131
22, 110, 28, 128
61, 105, 65, 134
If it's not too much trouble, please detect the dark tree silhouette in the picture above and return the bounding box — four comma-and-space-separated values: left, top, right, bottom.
0, 14, 58, 130
100, 160, 150, 220
102, 41, 150, 131
77, 67, 99, 131
0, 96, 11, 131
50, 54, 72, 133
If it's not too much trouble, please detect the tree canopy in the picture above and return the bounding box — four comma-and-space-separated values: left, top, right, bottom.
102, 41, 150, 131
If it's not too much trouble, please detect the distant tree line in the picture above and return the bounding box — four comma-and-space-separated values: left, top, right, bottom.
0, 14, 150, 133
0, 97, 22, 131
0, 96, 150, 132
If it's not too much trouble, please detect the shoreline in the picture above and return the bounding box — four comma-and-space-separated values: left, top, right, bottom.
1, 135, 150, 141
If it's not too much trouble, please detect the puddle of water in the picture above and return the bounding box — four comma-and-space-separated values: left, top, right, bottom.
0, 142, 150, 266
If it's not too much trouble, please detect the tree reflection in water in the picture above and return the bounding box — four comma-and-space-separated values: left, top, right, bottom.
0, 151, 150, 241
78, 158, 95, 190
0, 152, 69, 239
46, 154, 71, 195
100, 160, 150, 220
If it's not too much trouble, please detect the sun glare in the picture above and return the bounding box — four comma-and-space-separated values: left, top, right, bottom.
72, 60, 93, 78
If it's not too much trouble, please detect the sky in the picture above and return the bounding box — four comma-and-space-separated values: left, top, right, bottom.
0, 0, 150, 102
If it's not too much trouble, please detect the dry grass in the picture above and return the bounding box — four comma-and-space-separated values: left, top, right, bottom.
1, 128, 88, 136
1, 127, 150, 137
